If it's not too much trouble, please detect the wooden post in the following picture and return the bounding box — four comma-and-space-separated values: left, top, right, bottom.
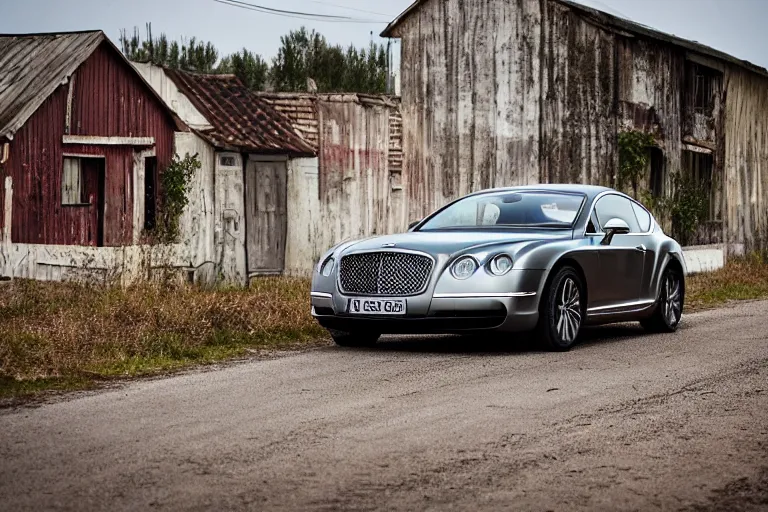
3, 176, 13, 279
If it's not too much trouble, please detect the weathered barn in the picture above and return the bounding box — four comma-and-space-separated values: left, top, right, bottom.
135, 64, 319, 284
136, 66, 404, 280
0, 31, 187, 282
383, 0, 768, 255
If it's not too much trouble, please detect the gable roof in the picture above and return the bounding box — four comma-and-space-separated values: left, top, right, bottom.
0, 30, 186, 140
163, 69, 315, 156
381, 0, 768, 78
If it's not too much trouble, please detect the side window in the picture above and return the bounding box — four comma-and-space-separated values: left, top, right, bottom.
594, 195, 641, 233
586, 211, 599, 234
631, 202, 652, 232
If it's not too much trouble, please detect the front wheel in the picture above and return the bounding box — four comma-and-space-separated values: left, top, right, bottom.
328, 329, 380, 347
536, 266, 584, 351
641, 267, 683, 333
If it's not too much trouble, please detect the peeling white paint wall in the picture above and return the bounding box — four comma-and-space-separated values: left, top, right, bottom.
176, 132, 217, 284
133, 63, 213, 130
683, 245, 725, 274
214, 151, 247, 285
285, 157, 321, 277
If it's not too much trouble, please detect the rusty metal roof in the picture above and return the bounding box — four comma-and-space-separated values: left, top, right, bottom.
381, 0, 768, 78
164, 69, 315, 156
0, 31, 104, 140
0, 30, 187, 140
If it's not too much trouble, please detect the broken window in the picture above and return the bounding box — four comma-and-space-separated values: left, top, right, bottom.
62, 157, 84, 205
687, 63, 722, 115
144, 156, 157, 231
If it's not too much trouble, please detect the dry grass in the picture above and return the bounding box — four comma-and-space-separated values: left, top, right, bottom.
0, 278, 327, 400
2, 256, 767, 401
686, 255, 768, 311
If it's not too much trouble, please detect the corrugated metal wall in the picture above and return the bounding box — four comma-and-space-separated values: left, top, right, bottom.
6, 42, 176, 247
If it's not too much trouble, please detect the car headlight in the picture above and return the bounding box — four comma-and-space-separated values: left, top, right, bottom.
319, 257, 335, 277
451, 256, 477, 280
488, 254, 513, 276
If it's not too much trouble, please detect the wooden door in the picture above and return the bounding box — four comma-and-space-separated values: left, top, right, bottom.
81, 158, 105, 247
245, 160, 288, 274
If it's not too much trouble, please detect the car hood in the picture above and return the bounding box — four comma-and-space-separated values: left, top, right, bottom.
341, 230, 572, 257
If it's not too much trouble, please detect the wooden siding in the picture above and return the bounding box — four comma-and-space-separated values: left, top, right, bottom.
5, 42, 176, 247
724, 68, 768, 251
245, 160, 288, 274
394, 0, 768, 250
318, 100, 396, 241
262, 94, 406, 265
541, 0, 616, 186
398, 0, 618, 222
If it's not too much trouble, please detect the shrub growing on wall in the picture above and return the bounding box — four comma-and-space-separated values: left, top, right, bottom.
157, 152, 200, 244
617, 129, 655, 198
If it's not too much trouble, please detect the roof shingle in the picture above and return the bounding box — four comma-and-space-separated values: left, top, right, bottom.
164, 69, 315, 156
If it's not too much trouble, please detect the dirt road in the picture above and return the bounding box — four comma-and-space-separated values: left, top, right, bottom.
1, 301, 767, 511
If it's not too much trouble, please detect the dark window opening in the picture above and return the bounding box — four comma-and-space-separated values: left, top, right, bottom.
144, 156, 157, 231
62, 156, 105, 246
219, 155, 237, 167
687, 63, 722, 115
682, 150, 714, 220
649, 147, 665, 198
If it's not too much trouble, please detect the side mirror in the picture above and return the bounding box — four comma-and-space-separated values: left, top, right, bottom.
408, 220, 421, 230
601, 218, 630, 246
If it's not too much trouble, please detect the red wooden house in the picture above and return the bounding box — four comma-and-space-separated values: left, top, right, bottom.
0, 31, 186, 280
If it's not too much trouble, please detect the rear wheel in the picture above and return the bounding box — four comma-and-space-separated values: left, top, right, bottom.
641, 267, 683, 333
328, 329, 380, 347
536, 266, 584, 351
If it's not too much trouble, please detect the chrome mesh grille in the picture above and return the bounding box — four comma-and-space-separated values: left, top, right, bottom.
339, 252, 433, 296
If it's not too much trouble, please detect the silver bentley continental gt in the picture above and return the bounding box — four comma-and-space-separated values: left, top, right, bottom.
310, 185, 686, 351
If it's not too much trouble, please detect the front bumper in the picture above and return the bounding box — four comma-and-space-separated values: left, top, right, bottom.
310, 292, 540, 334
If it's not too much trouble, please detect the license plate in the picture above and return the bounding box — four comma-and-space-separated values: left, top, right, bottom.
348, 298, 406, 315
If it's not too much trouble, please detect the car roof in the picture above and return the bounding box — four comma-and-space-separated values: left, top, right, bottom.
472, 184, 614, 199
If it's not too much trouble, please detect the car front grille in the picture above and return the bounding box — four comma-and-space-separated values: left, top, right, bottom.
339, 252, 434, 296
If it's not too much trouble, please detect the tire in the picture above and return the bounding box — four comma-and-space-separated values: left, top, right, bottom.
641, 266, 683, 333
328, 329, 380, 347
536, 266, 585, 351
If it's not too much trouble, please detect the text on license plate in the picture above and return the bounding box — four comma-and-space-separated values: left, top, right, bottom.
348, 298, 406, 315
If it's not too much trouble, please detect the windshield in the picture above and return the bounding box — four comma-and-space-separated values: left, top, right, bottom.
418, 191, 585, 230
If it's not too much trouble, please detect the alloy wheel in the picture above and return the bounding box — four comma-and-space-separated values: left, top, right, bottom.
556, 277, 581, 343
662, 273, 682, 327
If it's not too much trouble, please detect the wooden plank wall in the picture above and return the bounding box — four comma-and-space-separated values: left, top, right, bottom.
724, 68, 768, 252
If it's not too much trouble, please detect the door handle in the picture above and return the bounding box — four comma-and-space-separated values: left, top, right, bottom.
635, 244, 647, 253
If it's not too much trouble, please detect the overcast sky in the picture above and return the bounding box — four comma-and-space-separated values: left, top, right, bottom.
1, 0, 766, 69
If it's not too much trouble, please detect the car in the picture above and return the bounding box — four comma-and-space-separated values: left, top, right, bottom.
310, 185, 686, 351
